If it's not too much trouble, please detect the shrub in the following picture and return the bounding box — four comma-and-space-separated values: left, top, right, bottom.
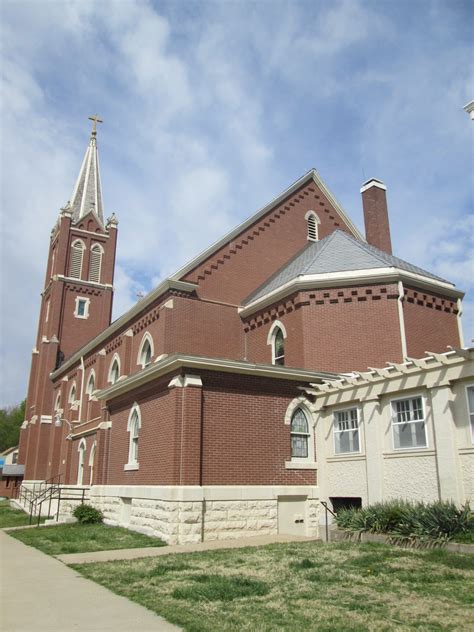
73, 503, 103, 524
334, 499, 473, 542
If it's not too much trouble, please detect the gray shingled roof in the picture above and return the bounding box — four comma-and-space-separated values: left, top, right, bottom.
244, 230, 451, 305
69, 134, 104, 224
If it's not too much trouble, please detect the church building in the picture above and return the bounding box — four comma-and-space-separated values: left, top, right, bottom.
17, 121, 474, 543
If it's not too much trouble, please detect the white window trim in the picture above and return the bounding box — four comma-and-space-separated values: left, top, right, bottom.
465, 384, 474, 444
391, 394, 428, 451
333, 406, 362, 456
137, 332, 154, 368
54, 393, 61, 414
74, 296, 90, 319
125, 403, 141, 470
77, 439, 86, 485
70, 239, 85, 279
68, 382, 77, 406
108, 353, 121, 384
267, 320, 287, 366
284, 398, 316, 466
304, 210, 320, 242
89, 441, 96, 484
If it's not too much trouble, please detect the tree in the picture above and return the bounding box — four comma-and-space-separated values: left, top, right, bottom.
0, 400, 26, 452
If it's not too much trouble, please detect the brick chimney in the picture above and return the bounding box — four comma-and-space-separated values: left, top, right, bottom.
360, 178, 392, 254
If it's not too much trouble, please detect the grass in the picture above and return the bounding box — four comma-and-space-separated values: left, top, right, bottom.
72, 540, 474, 631
9, 522, 166, 555
0, 499, 45, 528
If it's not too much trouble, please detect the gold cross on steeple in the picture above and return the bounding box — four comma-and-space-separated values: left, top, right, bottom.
88, 114, 103, 135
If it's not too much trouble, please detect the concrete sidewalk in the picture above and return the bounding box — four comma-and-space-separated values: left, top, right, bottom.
58, 533, 319, 564
0, 531, 180, 632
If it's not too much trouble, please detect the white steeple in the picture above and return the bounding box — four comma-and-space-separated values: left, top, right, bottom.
69, 115, 104, 224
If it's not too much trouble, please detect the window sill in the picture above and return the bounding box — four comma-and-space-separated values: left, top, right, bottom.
285, 461, 317, 470
327, 454, 365, 462
124, 462, 139, 471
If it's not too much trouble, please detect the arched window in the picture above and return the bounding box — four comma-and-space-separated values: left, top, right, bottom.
291, 408, 310, 459
305, 211, 320, 242
138, 333, 153, 368
86, 371, 95, 398
267, 321, 287, 366
70, 240, 85, 278
89, 441, 96, 484
88, 243, 103, 283
108, 355, 120, 384
126, 404, 141, 469
69, 383, 77, 405
77, 439, 86, 485
54, 392, 61, 412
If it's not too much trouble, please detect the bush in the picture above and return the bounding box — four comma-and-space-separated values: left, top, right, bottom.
73, 503, 103, 524
335, 499, 473, 543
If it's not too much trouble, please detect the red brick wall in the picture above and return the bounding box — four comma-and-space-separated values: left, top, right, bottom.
244, 284, 404, 373
182, 181, 355, 303
403, 287, 460, 358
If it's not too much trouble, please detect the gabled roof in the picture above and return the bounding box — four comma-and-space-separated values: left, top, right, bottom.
244, 230, 453, 305
69, 130, 104, 224
171, 168, 365, 281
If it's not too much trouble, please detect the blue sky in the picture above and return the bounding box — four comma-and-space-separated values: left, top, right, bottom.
1, 0, 473, 406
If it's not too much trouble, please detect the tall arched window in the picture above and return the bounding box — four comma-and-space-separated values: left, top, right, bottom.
88, 244, 103, 283
268, 321, 287, 366
305, 211, 320, 242
138, 333, 153, 368
89, 441, 96, 484
86, 371, 95, 398
291, 408, 310, 459
108, 355, 120, 384
77, 439, 86, 485
69, 383, 77, 405
126, 404, 141, 469
70, 240, 85, 278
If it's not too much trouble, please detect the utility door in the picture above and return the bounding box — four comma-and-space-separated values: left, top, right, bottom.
278, 495, 307, 536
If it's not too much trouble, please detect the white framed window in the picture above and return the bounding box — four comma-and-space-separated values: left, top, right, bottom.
125, 403, 141, 470
88, 243, 103, 283
74, 296, 90, 319
54, 392, 61, 414
305, 211, 320, 242
137, 332, 154, 368
290, 408, 314, 461
334, 408, 360, 454
89, 441, 96, 484
86, 371, 96, 398
267, 321, 287, 366
391, 395, 427, 450
466, 385, 474, 443
70, 239, 85, 278
108, 354, 121, 384
77, 439, 86, 485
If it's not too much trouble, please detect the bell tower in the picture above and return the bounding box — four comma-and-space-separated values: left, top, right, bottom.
19, 118, 119, 480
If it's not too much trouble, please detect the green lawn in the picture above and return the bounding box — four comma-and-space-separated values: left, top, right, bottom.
0, 500, 45, 528
10, 523, 166, 555
73, 541, 474, 632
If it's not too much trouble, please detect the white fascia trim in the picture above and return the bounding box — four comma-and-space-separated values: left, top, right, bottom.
239, 267, 462, 317
170, 169, 364, 283
96, 354, 337, 401
70, 425, 101, 439
71, 227, 110, 238
50, 279, 199, 379
89, 484, 320, 502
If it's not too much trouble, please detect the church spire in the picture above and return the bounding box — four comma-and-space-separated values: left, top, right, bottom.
69, 115, 104, 224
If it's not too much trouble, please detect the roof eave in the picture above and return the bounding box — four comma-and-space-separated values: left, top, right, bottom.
239, 268, 463, 318
170, 169, 365, 282
96, 353, 338, 402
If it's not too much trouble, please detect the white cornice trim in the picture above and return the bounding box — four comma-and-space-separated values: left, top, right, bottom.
170, 169, 365, 282
56, 275, 113, 290
70, 227, 110, 238
239, 267, 462, 317
51, 279, 199, 379
95, 354, 337, 401
360, 179, 386, 193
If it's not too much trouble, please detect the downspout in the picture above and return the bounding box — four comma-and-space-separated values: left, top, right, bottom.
78, 356, 85, 423
397, 281, 408, 360
456, 298, 464, 348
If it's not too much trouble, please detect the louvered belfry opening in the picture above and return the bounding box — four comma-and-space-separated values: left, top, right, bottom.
89, 244, 102, 282
70, 241, 84, 278
307, 214, 318, 241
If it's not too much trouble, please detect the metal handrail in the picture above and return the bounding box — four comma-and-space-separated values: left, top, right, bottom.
321, 501, 337, 542
36, 486, 87, 526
